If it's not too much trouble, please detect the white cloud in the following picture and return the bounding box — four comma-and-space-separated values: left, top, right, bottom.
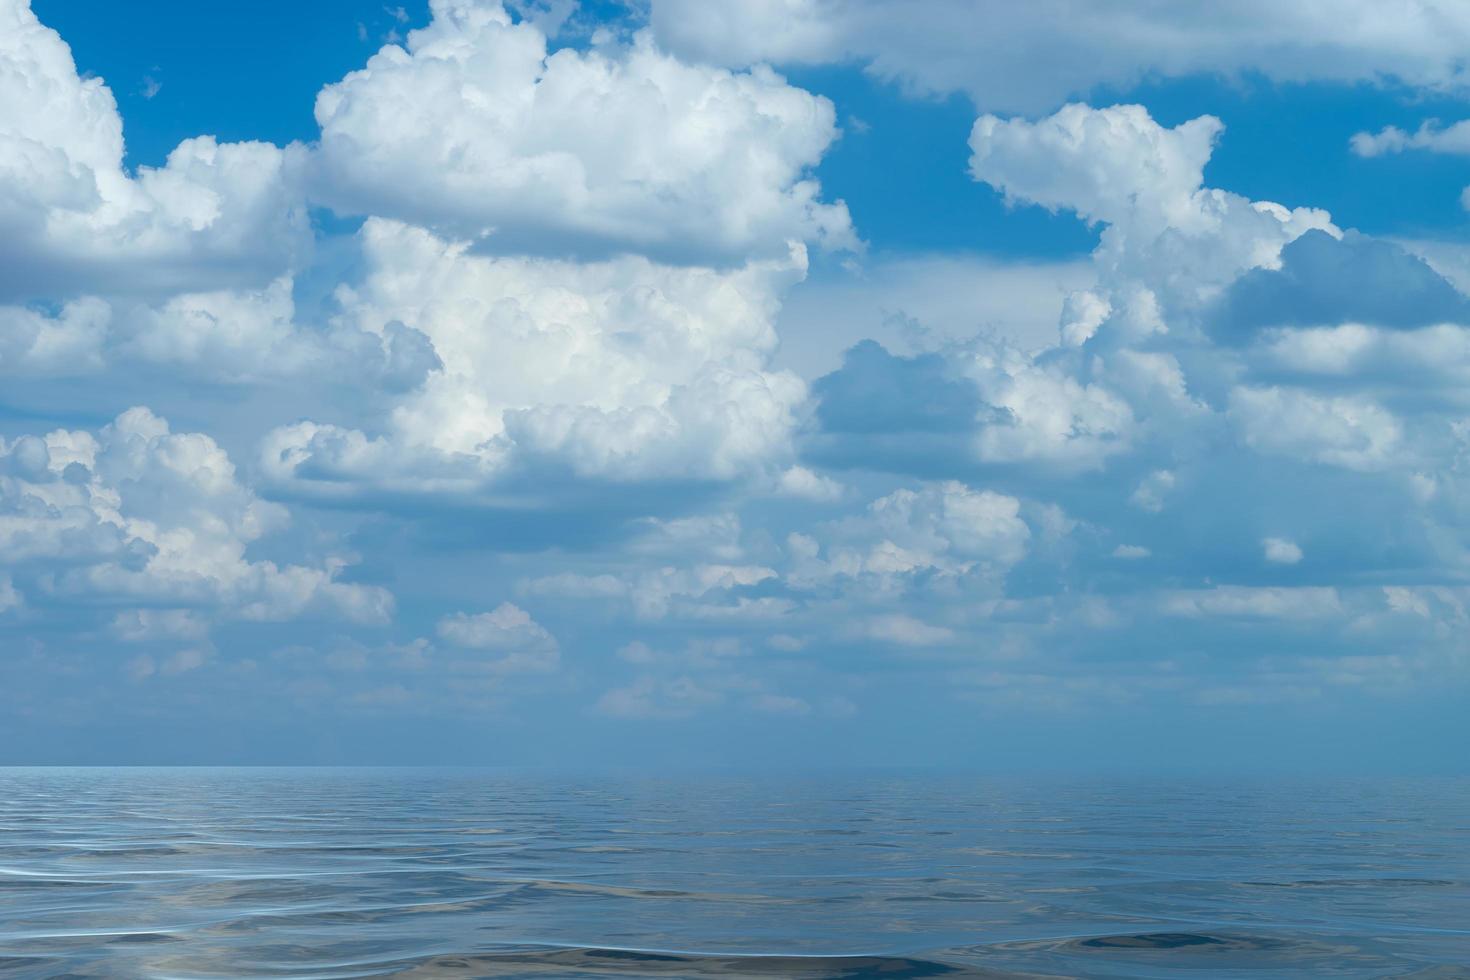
1254, 322, 1470, 391
596, 674, 723, 719
0, 407, 391, 626
111, 608, 210, 642
435, 602, 560, 672
629, 564, 778, 620
1113, 544, 1151, 560
0, 574, 20, 613
628, 513, 746, 561
519, 572, 629, 600
792, 481, 1031, 589
969, 104, 1336, 333
0, 298, 109, 375
651, 0, 1470, 113
1229, 386, 1404, 471
262, 219, 812, 497
1162, 586, 1342, 619
856, 612, 955, 647
1263, 537, 1304, 565
1, 278, 443, 387
311, 0, 852, 262
961, 338, 1136, 469
0, 0, 306, 300
776, 465, 845, 501
1351, 120, 1470, 157
971, 105, 1225, 232
1130, 470, 1176, 512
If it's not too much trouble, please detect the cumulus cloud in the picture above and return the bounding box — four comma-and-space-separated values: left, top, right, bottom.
651, 0, 1470, 113
311, 0, 852, 262
1351, 119, 1470, 157
854, 612, 955, 647
969, 104, 1336, 331
5, 277, 443, 387
0, 0, 306, 301
810, 336, 1134, 474
789, 481, 1031, 591
1228, 386, 1404, 471
1252, 322, 1470, 392
0, 407, 391, 627
971, 105, 1225, 232
114, 278, 442, 386
262, 219, 812, 501
435, 602, 560, 672
1130, 470, 1176, 512
807, 104, 1346, 486
1263, 538, 1304, 565
0, 298, 109, 375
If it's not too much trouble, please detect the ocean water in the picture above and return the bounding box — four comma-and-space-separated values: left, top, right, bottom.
0, 769, 1466, 979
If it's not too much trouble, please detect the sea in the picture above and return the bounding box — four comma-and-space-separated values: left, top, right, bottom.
0, 768, 1466, 979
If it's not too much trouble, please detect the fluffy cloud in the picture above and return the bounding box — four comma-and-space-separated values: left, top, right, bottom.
2, 278, 443, 387
262, 219, 811, 500
435, 602, 560, 672
0, 407, 391, 626
1263, 538, 1304, 565
0, 0, 306, 301
853, 612, 955, 647
651, 0, 1470, 112
971, 105, 1225, 232
522, 562, 779, 620
809, 105, 1344, 485
1351, 119, 1470, 157
1250, 322, 1470, 397
1228, 386, 1404, 471
0, 298, 108, 375
970, 104, 1336, 334
793, 481, 1030, 587
311, 0, 852, 262
810, 336, 1134, 474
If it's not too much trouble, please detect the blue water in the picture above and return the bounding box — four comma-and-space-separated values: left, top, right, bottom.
0, 769, 1466, 979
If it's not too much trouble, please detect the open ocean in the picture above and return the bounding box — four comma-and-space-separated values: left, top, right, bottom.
0, 768, 1466, 979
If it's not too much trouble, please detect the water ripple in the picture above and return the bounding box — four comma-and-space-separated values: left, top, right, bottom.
0, 769, 1466, 978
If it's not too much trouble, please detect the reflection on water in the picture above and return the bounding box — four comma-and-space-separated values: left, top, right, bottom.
0, 769, 1467, 978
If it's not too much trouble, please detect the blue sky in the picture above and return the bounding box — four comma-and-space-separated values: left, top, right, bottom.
5, 0, 1470, 770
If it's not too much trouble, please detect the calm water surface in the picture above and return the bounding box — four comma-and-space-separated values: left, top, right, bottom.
0, 769, 1466, 978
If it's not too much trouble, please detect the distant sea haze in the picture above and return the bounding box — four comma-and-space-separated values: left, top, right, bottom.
0, 768, 1466, 978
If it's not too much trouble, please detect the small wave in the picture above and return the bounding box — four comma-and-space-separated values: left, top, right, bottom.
1072, 932, 1267, 951
379, 946, 1043, 978
1240, 877, 1459, 889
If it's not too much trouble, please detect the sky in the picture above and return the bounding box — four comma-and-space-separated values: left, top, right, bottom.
4, 0, 1470, 770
